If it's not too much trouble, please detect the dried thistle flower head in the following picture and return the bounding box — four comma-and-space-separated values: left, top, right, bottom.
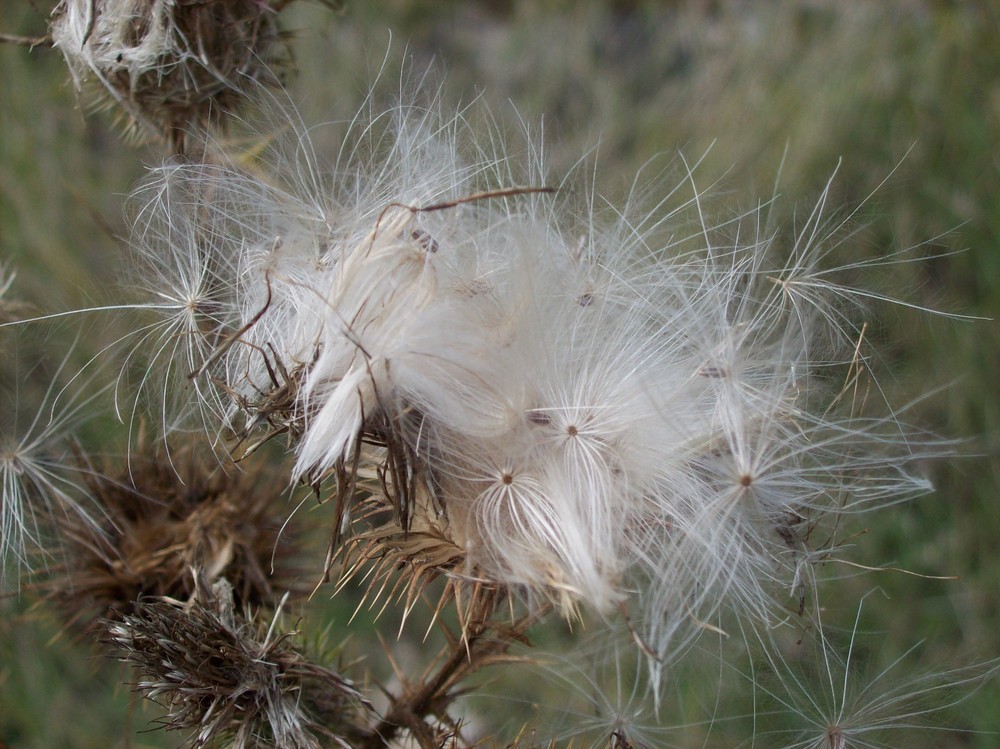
43, 439, 304, 629
105, 577, 370, 748
48, 0, 320, 151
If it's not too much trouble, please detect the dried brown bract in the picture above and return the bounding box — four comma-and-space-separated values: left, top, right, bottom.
43, 439, 304, 630
337, 488, 473, 630
106, 578, 370, 748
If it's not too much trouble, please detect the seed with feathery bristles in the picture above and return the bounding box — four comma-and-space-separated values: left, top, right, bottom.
0, 339, 106, 585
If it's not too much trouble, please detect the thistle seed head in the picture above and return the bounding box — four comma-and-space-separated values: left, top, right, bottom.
49, 0, 310, 151
127, 87, 941, 682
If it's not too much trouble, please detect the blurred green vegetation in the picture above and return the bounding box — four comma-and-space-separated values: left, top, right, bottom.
2, 0, 999, 746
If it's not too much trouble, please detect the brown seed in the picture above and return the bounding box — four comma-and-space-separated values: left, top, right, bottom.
526, 409, 552, 426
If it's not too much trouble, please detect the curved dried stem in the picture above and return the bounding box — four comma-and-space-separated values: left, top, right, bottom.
358, 587, 548, 749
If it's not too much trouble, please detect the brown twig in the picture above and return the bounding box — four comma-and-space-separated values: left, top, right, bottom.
0, 32, 53, 47
358, 589, 547, 748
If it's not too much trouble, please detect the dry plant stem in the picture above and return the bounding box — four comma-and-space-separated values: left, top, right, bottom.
360, 587, 547, 749
0, 33, 52, 47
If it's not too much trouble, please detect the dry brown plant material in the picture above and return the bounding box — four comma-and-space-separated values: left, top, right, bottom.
48, 0, 334, 151
356, 586, 544, 749
106, 576, 370, 748
43, 440, 304, 630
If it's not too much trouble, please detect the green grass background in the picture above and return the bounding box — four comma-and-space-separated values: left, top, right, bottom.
2, 1, 999, 746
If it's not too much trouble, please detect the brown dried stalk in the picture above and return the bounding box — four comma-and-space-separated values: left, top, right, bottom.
0, 33, 52, 47
358, 586, 546, 749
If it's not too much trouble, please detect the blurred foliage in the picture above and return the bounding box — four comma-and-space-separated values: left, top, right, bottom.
2, 0, 998, 746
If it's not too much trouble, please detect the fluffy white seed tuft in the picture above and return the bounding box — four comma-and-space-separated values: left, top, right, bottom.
124, 88, 940, 682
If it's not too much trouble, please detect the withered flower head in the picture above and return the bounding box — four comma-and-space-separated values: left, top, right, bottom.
48, 0, 329, 151
44, 439, 304, 630
106, 578, 369, 748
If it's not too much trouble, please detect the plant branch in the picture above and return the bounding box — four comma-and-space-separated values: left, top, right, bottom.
0, 33, 52, 47
358, 587, 548, 748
